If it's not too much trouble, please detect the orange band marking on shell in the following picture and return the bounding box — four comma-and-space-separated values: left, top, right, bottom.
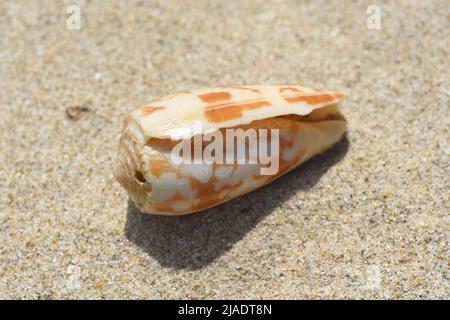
140, 106, 166, 115
283, 94, 335, 105
199, 91, 232, 104
149, 158, 173, 178
204, 100, 272, 123
151, 165, 244, 213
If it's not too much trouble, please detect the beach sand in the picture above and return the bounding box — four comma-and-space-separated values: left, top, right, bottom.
0, 0, 448, 299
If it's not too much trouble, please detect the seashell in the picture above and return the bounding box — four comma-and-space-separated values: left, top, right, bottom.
114, 85, 347, 215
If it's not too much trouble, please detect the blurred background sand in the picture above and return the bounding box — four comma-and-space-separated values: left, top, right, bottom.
0, 0, 448, 299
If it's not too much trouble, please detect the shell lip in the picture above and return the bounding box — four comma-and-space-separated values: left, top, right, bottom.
132, 86, 346, 141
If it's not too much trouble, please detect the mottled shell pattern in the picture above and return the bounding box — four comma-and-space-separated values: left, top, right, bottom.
114, 85, 347, 215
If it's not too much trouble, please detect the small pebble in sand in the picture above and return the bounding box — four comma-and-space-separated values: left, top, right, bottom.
66, 104, 90, 120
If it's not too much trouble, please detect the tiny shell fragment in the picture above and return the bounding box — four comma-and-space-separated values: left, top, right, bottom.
66, 104, 89, 120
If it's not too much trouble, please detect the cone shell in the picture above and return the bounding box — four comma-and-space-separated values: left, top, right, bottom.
114, 85, 347, 215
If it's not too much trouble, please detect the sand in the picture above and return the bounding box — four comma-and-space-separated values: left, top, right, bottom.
0, 0, 448, 299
